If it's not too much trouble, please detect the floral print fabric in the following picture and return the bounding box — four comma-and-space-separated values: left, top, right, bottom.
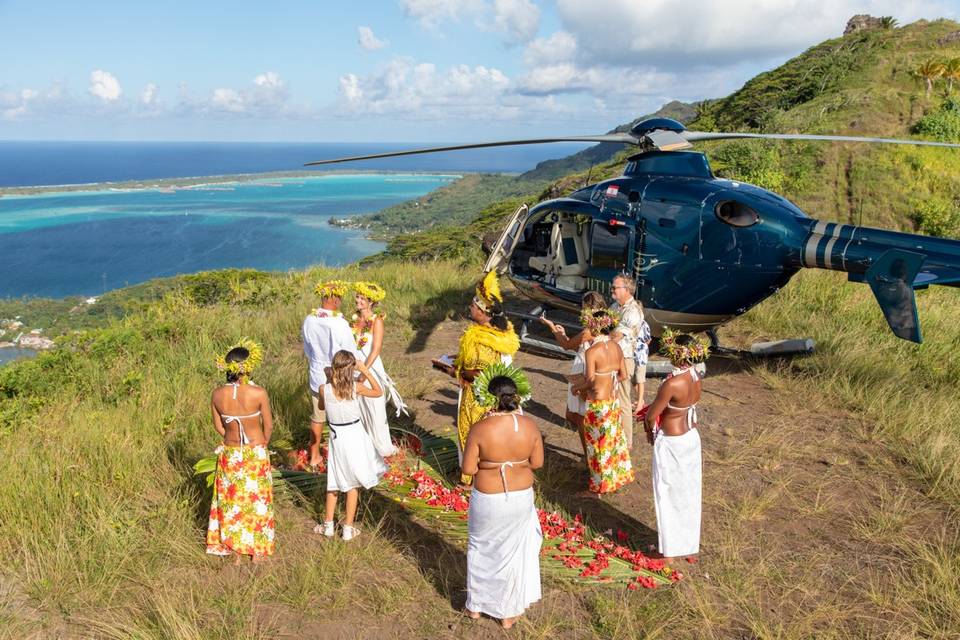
583, 399, 634, 494
206, 444, 276, 557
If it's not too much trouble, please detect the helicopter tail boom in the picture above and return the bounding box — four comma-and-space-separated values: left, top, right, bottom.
793, 220, 960, 342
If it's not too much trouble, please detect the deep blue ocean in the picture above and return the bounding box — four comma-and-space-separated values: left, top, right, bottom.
0, 141, 590, 299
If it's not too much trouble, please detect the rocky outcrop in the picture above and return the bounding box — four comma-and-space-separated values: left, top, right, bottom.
844, 15, 883, 35
938, 30, 960, 46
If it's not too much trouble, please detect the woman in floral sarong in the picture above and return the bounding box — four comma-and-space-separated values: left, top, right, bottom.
438, 271, 519, 486
572, 309, 634, 495
206, 340, 276, 562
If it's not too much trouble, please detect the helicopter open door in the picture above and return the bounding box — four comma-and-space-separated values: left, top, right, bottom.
483, 204, 529, 274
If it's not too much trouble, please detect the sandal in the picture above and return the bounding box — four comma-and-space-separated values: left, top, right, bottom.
313, 521, 335, 538
342, 525, 360, 541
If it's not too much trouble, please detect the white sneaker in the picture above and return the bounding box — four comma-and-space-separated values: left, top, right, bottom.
322, 521, 335, 538
342, 525, 359, 541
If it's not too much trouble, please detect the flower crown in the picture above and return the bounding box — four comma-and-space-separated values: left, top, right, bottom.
660, 328, 710, 366
580, 307, 620, 334
314, 280, 350, 299
354, 281, 386, 303
472, 361, 532, 409
215, 338, 263, 379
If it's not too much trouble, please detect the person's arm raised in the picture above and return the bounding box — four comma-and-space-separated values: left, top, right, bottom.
355, 361, 383, 398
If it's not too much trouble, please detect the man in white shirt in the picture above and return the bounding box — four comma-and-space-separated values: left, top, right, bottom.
609, 273, 644, 450
303, 281, 360, 468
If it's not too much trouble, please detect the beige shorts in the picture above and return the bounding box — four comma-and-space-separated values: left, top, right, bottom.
310, 389, 326, 424
633, 363, 647, 384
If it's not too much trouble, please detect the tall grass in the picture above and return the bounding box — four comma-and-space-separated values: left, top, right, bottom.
0, 261, 467, 637
733, 269, 960, 505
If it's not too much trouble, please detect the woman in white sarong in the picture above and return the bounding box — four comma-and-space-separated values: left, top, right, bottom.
352, 282, 406, 458
641, 329, 709, 560
461, 364, 543, 630
315, 350, 388, 541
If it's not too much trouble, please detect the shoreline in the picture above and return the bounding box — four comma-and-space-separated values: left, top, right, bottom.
0, 168, 496, 197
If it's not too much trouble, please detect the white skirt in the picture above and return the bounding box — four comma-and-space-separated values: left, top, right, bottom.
358, 361, 404, 458
326, 420, 388, 492
466, 487, 542, 620
652, 428, 702, 557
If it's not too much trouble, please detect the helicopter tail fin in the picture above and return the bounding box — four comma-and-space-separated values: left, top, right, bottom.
863, 249, 924, 343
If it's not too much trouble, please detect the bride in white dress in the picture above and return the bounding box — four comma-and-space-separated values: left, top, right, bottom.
352, 282, 407, 457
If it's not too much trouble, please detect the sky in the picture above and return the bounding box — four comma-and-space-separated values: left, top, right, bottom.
1, 0, 958, 142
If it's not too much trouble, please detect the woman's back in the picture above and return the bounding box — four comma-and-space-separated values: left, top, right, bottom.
584, 339, 623, 401
471, 413, 543, 495
658, 370, 702, 436
322, 383, 362, 424
213, 383, 267, 446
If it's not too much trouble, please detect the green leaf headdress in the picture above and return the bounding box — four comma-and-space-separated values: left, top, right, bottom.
472, 361, 532, 409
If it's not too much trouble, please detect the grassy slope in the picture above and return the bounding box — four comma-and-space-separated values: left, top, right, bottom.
0, 264, 472, 638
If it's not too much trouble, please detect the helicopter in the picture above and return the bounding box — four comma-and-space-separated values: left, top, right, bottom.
305, 117, 960, 347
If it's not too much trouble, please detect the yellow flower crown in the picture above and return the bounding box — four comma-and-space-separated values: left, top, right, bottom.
473, 270, 503, 314
354, 281, 386, 303
215, 338, 264, 379
314, 280, 350, 299
660, 328, 710, 366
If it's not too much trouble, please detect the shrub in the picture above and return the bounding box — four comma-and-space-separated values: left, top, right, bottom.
910, 197, 960, 238
913, 98, 960, 142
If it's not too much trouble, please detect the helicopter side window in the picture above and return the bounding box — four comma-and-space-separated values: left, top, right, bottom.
591, 222, 630, 270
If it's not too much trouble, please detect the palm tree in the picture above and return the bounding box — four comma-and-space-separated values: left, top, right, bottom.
945, 58, 960, 94
916, 60, 946, 97
879, 16, 898, 29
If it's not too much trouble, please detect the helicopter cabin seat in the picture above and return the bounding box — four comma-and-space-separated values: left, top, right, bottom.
553, 220, 589, 290
528, 220, 588, 290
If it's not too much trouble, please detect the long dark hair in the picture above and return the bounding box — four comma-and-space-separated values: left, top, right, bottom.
488, 375, 520, 412
488, 300, 509, 331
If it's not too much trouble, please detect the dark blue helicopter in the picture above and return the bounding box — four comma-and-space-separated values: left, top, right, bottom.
306, 118, 960, 344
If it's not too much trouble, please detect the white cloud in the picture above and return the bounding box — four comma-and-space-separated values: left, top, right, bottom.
206, 72, 291, 116
140, 83, 158, 106
399, 0, 484, 30
89, 70, 121, 102
337, 56, 513, 119
523, 30, 577, 66
0, 88, 37, 120
516, 62, 669, 97
254, 71, 283, 89
358, 26, 389, 50
210, 88, 244, 113
555, 0, 952, 68
492, 0, 540, 43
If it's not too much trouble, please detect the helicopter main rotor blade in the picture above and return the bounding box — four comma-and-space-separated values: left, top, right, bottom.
683, 130, 960, 149
303, 134, 639, 166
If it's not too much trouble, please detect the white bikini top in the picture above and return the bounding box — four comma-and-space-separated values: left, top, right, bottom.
664, 367, 699, 431
477, 410, 530, 498
220, 383, 261, 450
